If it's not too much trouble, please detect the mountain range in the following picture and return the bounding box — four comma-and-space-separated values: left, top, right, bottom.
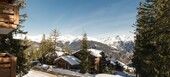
14, 34, 134, 64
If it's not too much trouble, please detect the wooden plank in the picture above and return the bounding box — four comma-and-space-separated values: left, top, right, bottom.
0, 18, 14, 23
0, 53, 6, 57
0, 9, 14, 14
0, 0, 16, 3
0, 64, 11, 68
0, 69, 11, 77
11, 57, 17, 77
0, 58, 11, 63
0, 22, 17, 29
0, 14, 14, 19
0, 3, 16, 9
14, 6, 19, 25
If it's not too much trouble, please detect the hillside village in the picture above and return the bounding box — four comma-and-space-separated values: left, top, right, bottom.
21, 33, 135, 77
1, 0, 170, 77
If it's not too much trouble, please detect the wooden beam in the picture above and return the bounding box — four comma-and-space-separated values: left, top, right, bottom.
0, 3, 16, 9
0, 58, 11, 63
0, 18, 14, 23
0, 2, 19, 30
0, 22, 17, 29
0, 9, 14, 14
0, 53, 6, 57
0, 64, 11, 68
0, 14, 14, 19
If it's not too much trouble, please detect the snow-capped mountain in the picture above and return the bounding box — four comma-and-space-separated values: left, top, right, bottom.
56, 35, 116, 54
14, 34, 134, 53
56, 35, 101, 44
102, 35, 134, 52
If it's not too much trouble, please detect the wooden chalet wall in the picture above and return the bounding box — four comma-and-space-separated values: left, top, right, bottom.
55, 58, 80, 69
0, 2, 19, 29
55, 58, 71, 69
0, 0, 18, 77
0, 53, 17, 77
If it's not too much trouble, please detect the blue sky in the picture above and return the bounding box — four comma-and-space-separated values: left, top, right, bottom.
21, 0, 140, 38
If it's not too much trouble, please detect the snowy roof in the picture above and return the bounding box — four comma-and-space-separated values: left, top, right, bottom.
109, 58, 127, 67
110, 58, 117, 65
88, 49, 102, 57
117, 60, 126, 67
55, 47, 62, 51
72, 49, 102, 57
95, 74, 123, 77
55, 55, 80, 65
55, 51, 64, 56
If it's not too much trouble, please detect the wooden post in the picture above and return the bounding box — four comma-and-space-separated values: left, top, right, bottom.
11, 57, 17, 77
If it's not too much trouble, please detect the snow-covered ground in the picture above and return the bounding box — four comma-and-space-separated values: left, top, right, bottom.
23, 70, 57, 77
23, 70, 135, 77
95, 74, 123, 77
23, 64, 135, 77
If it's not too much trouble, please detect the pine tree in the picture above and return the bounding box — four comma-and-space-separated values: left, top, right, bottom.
23, 36, 40, 62
132, 1, 156, 76
39, 29, 60, 65
47, 29, 60, 65
63, 43, 71, 55
151, 0, 170, 76
80, 33, 92, 73
44, 37, 56, 65
99, 52, 111, 73
50, 29, 60, 53
132, 0, 170, 77
39, 34, 47, 64
39, 34, 54, 64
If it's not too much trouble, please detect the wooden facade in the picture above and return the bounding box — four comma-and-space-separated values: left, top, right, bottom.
54, 56, 80, 69
55, 58, 72, 69
0, 0, 19, 77
0, 0, 19, 34
0, 53, 17, 77
0, 1, 19, 29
